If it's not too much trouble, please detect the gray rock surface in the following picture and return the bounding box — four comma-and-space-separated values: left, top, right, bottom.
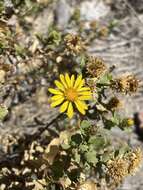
55, 0, 72, 29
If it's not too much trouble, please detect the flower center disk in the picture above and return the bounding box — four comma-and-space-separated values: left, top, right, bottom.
65, 88, 78, 101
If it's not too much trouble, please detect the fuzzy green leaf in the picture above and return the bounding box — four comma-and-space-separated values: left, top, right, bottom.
85, 150, 97, 165
97, 73, 112, 85
0, 106, 8, 121
80, 120, 91, 130
71, 133, 82, 147
79, 144, 88, 153
88, 136, 106, 150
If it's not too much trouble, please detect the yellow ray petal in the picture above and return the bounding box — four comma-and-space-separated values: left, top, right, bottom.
78, 91, 92, 96
60, 101, 69, 113
80, 100, 88, 110
74, 100, 87, 115
77, 87, 91, 92
48, 88, 63, 95
65, 73, 71, 87
76, 79, 85, 90
71, 75, 75, 87
74, 75, 82, 89
55, 80, 65, 91
51, 98, 64, 107
67, 102, 74, 119
76, 99, 88, 109
60, 74, 68, 88
51, 95, 64, 101
78, 95, 92, 100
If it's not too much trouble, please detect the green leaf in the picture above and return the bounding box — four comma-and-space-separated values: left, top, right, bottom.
88, 136, 105, 150
15, 44, 26, 57
104, 113, 120, 129
80, 120, 91, 130
0, 105, 8, 121
79, 144, 88, 153
100, 152, 113, 162
61, 143, 70, 150
112, 112, 120, 125
108, 19, 118, 31
71, 8, 81, 21
114, 145, 130, 158
104, 119, 116, 129
52, 160, 64, 179
85, 150, 97, 165
80, 55, 86, 67
74, 151, 80, 164
97, 73, 112, 85
70, 133, 82, 147
48, 30, 61, 45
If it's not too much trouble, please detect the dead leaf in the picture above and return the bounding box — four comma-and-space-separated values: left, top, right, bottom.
60, 176, 71, 188
0, 70, 6, 83
44, 138, 60, 165
77, 180, 97, 190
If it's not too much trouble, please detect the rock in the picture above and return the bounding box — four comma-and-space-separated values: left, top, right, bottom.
129, 0, 143, 13
55, 0, 71, 29
33, 7, 54, 35
80, 0, 110, 21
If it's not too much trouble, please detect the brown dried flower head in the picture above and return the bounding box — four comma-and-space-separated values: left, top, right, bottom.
98, 26, 109, 38
64, 34, 85, 55
106, 96, 123, 110
127, 148, 142, 174
112, 74, 139, 94
0, 20, 9, 34
107, 158, 128, 184
86, 56, 107, 78
90, 20, 98, 30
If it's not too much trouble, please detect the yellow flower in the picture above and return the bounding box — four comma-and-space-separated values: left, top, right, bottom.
48, 74, 92, 118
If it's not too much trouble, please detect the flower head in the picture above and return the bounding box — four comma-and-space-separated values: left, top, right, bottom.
106, 96, 123, 110
127, 148, 142, 174
48, 74, 92, 118
112, 74, 139, 94
107, 158, 128, 185
86, 56, 107, 78
64, 34, 85, 55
